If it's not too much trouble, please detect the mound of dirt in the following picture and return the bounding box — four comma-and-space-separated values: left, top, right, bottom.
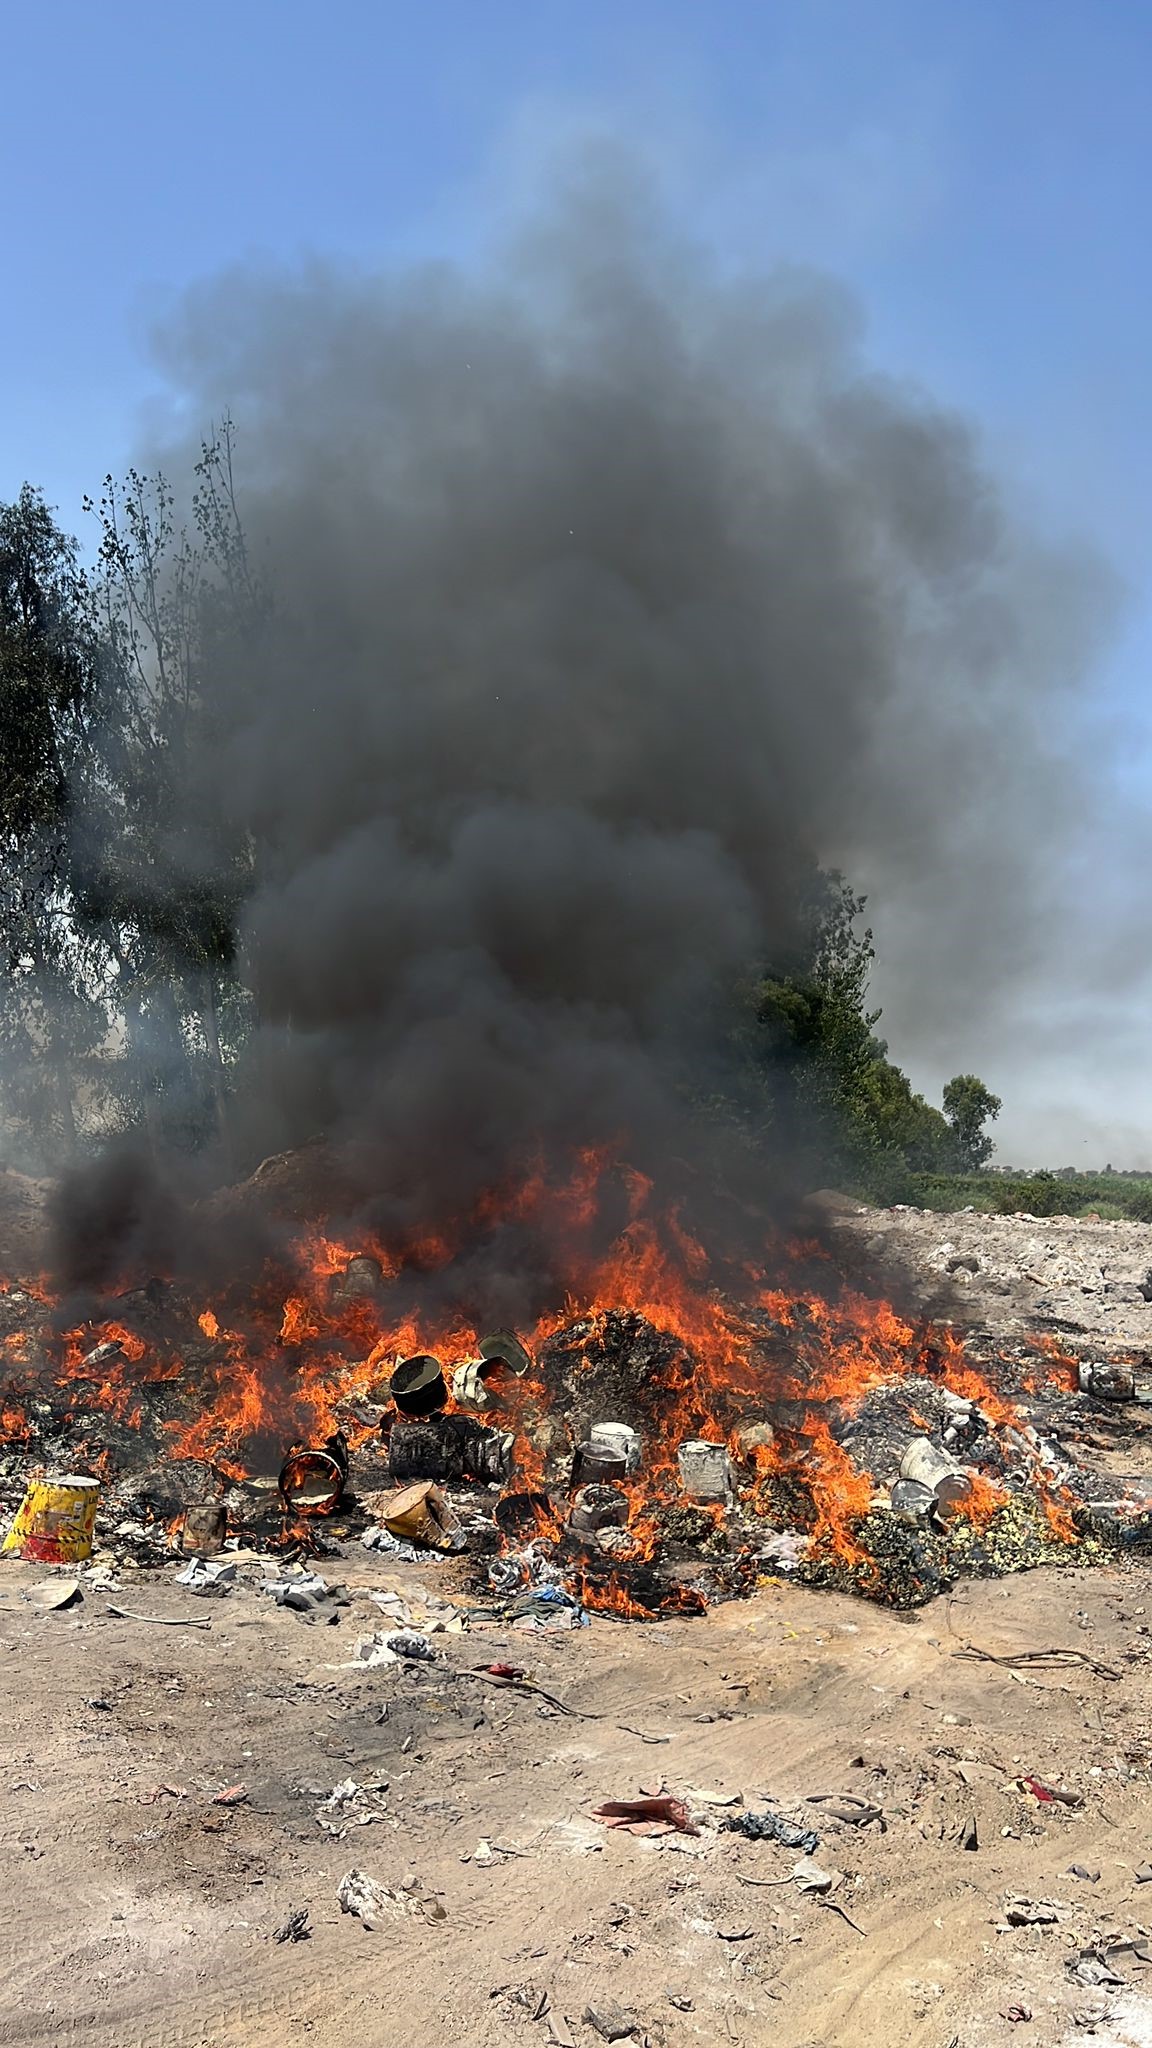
199, 1139, 367, 1230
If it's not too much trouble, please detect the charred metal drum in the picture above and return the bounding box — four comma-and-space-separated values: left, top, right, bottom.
388, 1414, 514, 1483
278, 1431, 350, 1517
390, 1355, 448, 1418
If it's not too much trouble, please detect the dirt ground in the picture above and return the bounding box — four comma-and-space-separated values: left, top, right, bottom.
5, 1554, 1152, 2048
826, 1199, 1152, 1358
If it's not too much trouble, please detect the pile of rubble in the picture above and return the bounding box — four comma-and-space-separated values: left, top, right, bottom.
825, 1196, 1152, 1353
4, 1256, 1152, 1613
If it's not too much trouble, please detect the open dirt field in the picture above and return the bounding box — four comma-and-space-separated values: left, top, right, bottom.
826, 1200, 1152, 1359
5, 1551, 1152, 2047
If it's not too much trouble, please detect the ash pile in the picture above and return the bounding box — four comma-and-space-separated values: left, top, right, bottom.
3, 1269, 1152, 1614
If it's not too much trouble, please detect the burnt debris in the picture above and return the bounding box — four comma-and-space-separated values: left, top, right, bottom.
3, 1262, 1152, 1615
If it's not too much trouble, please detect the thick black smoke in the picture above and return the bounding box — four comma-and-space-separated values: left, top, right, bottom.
51, 157, 1108, 1302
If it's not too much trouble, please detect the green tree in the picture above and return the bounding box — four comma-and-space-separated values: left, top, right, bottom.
746, 872, 958, 1195
0, 487, 108, 1160
76, 421, 263, 1161
942, 1072, 1001, 1170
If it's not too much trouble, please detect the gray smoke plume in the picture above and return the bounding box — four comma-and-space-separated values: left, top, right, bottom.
51, 152, 1110, 1301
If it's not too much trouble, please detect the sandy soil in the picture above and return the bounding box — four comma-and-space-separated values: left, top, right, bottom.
5, 1552, 1152, 2047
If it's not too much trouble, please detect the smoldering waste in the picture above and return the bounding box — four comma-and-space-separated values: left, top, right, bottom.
3, 1202, 1150, 1613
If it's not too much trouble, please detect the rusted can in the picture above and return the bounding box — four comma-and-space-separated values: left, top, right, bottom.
571, 1441, 629, 1489
569, 1483, 629, 1536
328, 1254, 384, 1308
589, 1422, 641, 1473
676, 1439, 731, 1502
381, 1480, 459, 1551
2, 1474, 100, 1562
278, 1431, 349, 1517
179, 1502, 228, 1555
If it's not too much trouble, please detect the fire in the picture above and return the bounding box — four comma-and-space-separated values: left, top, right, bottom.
279, 1296, 319, 1346
576, 1570, 708, 1620
0, 1150, 1082, 1595
577, 1572, 659, 1620
958, 1469, 1007, 1528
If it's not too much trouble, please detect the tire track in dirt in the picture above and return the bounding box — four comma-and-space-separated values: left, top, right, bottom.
4, 1565, 1152, 2045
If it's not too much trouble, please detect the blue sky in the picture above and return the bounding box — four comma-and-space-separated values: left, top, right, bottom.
4, 1, 1150, 1161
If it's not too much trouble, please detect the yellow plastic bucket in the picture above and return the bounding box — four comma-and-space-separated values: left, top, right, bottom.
2, 1474, 100, 1563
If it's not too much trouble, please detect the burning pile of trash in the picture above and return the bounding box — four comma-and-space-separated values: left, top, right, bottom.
2, 1157, 1151, 1612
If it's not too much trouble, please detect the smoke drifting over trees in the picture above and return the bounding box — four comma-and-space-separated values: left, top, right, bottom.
0, 155, 1110, 1290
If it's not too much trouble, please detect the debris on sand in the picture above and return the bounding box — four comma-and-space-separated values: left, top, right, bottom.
336, 1868, 446, 1929
27, 1579, 82, 1612
592, 1794, 698, 1837
259, 1572, 351, 1621
272, 1906, 311, 1944
1000, 1897, 1066, 1929
582, 2004, 639, 2042
174, 1556, 236, 1595
723, 1810, 820, 1853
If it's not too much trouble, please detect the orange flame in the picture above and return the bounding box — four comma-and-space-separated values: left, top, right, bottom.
0, 1151, 1083, 1575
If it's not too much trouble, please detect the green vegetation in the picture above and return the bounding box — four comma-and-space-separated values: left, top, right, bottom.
742, 885, 1150, 1212
942, 1073, 1001, 1170
904, 1169, 1152, 1222
0, 436, 258, 1168
742, 874, 1002, 1202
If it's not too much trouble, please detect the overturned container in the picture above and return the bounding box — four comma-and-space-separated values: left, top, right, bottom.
588, 1422, 641, 1475
1079, 1361, 1136, 1402
389, 1414, 472, 1482
452, 1359, 500, 1411
898, 1436, 974, 1518
391, 1354, 448, 1418
2, 1474, 100, 1563
381, 1480, 460, 1551
478, 1329, 533, 1378
278, 1431, 349, 1517
677, 1439, 732, 1503
388, 1413, 514, 1485
569, 1482, 630, 1537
